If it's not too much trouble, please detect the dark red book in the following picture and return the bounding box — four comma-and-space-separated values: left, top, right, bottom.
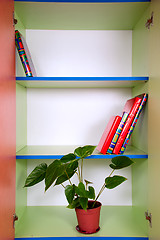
97, 116, 122, 154
113, 95, 142, 154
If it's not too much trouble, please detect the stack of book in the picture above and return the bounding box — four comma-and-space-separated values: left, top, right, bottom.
97, 93, 148, 155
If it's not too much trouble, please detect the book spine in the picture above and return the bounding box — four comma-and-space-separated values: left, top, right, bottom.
107, 112, 129, 154
15, 30, 33, 77
101, 116, 121, 154
120, 94, 148, 154
113, 97, 142, 154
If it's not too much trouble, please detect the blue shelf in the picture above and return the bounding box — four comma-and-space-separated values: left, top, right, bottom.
16, 76, 149, 81
16, 76, 149, 88
16, 154, 148, 160
16, 145, 148, 160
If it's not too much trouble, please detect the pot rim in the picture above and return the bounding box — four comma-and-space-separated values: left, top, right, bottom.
75, 200, 102, 211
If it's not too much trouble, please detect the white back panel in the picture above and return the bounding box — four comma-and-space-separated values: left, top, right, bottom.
26, 30, 132, 77
27, 88, 132, 145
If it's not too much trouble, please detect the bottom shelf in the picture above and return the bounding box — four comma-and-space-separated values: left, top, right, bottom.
15, 238, 149, 240
15, 206, 148, 238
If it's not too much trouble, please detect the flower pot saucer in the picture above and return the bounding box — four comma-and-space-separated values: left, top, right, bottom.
76, 225, 100, 234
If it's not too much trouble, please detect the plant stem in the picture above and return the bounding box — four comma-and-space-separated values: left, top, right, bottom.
81, 158, 84, 182
61, 183, 65, 188
78, 166, 81, 183
76, 171, 81, 182
92, 169, 115, 208
65, 170, 72, 186
109, 169, 115, 177
93, 183, 105, 206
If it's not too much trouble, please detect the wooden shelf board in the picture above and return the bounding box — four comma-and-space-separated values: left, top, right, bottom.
16, 145, 148, 159
16, 77, 149, 88
14, 1, 150, 30
15, 206, 148, 238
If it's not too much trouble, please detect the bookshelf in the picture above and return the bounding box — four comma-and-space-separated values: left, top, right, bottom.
15, 0, 150, 239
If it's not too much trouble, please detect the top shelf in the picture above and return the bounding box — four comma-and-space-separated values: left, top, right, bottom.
14, 1, 150, 30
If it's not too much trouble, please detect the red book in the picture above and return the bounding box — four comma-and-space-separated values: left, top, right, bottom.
97, 116, 122, 154
113, 96, 142, 154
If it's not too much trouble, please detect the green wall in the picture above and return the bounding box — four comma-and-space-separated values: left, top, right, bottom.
15, 10, 27, 228
131, 4, 150, 237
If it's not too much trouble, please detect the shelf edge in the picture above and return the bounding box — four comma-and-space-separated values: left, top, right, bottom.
16, 77, 149, 81
16, 154, 148, 159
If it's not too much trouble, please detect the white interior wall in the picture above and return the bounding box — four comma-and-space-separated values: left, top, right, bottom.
27, 88, 132, 146
26, 29, 133, 206
26, 30, 132, 77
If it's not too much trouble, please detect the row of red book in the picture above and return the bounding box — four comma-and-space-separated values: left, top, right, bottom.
97, 93, 148, 155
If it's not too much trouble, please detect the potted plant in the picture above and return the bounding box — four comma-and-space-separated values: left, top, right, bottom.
24, 145, 134, 234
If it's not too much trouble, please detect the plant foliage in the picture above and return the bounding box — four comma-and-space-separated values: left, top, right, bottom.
24, 145, 134, 210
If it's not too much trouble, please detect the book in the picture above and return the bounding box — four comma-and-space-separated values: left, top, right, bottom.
107, 112, 129, 154
15, 30, 36, 77
120, 93, 148, 154
97, 116, 122, 154
113, 95, 142, 154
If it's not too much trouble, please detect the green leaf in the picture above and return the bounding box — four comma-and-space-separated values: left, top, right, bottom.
67, 198, 80, 209
60, 153, 76, 163
65, 185, 75, 204
80, 197, 88, 210
75, 182, 86, 197
88, 186, 95, 199
74, 145, 96, 158
110, 156, 134, 170
55, 169, 75, 185
45, 160, 66, 191
55, 160, 78, 185
75, 182, 94, 200
105, 175, 127, 189
24, 163, 47, 187
68, 160, 78, 170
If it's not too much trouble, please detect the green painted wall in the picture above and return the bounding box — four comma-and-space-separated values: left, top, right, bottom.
15, 11, 27, 228
15, 158, 27, 228
132, 4, 150, 153
16, 83, 27, 225
148, 0, 160, 239
132, 6, 150, 77
131, 4, 150, 237
132, 159, 148, 236
16, 83, 27, 152
14, 2, 149, 30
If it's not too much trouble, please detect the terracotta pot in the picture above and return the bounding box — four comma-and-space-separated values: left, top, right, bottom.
75, 200, 102, 234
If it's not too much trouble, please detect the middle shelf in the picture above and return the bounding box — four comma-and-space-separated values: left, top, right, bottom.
16, 145, 148, 159
16, 76, 149, 88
